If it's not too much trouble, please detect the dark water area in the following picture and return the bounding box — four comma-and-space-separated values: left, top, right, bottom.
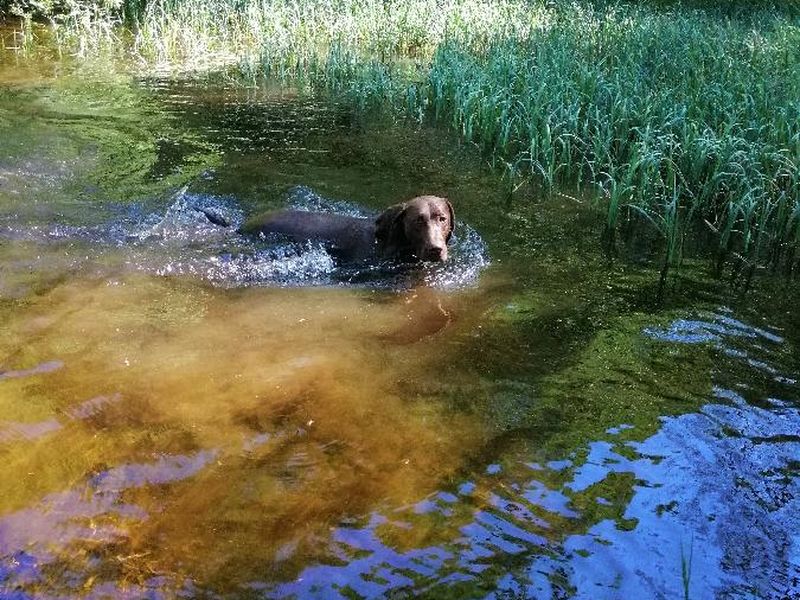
1, 51, 799, 599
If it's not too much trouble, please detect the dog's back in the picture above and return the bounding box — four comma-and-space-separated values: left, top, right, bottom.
240, 210, 376, 261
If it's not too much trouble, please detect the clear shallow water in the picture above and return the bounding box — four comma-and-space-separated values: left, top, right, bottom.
0, 57, 799, 599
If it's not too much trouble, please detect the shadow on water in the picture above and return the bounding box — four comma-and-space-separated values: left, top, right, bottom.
0, 64, 799, 599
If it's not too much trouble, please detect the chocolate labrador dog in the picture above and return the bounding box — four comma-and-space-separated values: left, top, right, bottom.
238, 195, 454, 263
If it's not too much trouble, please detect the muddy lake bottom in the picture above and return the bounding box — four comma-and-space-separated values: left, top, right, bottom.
0, 58, 799, 599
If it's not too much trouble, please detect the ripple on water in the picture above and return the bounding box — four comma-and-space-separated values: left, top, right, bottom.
254, 310, 799, 599
0, 450, 216, 598
0, 186, 491, 291
1, 176, 797, 597
0, 293, 798, 597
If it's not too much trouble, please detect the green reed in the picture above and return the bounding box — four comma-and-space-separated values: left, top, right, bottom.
11, 0, 800, 291
420, 8, 799, 290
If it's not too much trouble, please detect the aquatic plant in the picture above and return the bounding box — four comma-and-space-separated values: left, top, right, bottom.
419, 7, 799, 292
7, 0, 800, 292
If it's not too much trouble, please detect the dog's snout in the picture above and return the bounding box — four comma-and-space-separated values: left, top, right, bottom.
425, 246, 447, 262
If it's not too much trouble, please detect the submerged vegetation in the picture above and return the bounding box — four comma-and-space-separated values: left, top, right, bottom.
3, 0, 800, 296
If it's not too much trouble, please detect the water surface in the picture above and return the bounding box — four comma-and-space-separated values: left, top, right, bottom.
1, 51, 798, 599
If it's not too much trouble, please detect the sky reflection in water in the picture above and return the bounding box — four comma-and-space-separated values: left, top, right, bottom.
0, 72, 798, 599
1, 305, 797, 598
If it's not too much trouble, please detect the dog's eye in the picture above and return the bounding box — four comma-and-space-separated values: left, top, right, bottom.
437, 215, 447, 223
417, 215, 426, 224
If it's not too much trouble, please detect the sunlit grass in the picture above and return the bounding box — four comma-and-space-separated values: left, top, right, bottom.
10, 0, 800, 293
419, 7, 799, 294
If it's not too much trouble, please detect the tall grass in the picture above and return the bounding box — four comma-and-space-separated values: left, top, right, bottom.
420, 7, 800, 294
10, 0, 800, 293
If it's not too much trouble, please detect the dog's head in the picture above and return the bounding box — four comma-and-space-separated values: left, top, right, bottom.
375, 195, 454, 262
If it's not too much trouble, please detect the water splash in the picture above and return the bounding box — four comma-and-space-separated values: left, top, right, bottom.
0, 186, 490, 290
130, 192, 241, 244
286, 185, 369, 218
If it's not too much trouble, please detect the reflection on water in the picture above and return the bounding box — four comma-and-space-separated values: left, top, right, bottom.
0, 275, 486, 596
1, 66, 798, 599
255, 311, 800, 599
4, 300, 795, 598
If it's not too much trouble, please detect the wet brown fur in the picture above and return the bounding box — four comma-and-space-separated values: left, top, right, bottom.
239, 196, 454, 262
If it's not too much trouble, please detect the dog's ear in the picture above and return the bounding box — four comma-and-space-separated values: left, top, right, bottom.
444, 198, 455, 243
375, 202, 408, 254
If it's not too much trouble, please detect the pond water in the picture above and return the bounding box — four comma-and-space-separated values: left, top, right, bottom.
1, 46, 799, 599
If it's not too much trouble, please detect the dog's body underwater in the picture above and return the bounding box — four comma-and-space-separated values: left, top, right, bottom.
232, 195, 454, 263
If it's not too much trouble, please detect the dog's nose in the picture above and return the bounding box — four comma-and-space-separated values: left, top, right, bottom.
425, 246, 446, 261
